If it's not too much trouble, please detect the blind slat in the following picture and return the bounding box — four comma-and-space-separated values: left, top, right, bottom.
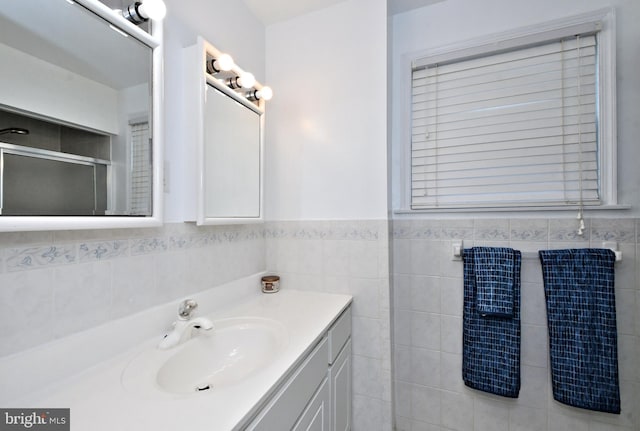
410, 34, 600, 209
413, 35, 596, 76
413, 53, 596, 96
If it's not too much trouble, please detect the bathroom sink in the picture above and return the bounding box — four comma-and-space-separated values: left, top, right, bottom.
122, 317, 289, 396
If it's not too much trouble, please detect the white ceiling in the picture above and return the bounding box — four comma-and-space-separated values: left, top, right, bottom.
241, 0, 446, 26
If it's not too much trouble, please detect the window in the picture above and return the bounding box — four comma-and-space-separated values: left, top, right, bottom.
408, 10, 616, 210
129, 121, 152, 215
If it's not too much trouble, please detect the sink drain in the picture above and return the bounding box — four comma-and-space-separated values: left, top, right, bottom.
195, 384, 212, 392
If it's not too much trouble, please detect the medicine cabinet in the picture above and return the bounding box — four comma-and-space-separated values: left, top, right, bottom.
182, 37, 265, 225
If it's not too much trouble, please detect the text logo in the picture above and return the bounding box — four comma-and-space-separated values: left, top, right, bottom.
0, 409, 69, 431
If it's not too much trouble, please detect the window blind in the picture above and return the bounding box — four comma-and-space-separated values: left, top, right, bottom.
129, 121, 152, 215
411, 35, 599, 209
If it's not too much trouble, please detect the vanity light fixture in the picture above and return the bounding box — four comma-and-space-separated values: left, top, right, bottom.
247, 86, 273, 101
206, 53, 234, 74
227, 72, 256, 90
122, 0, 167, 25
204, 43, 273, 103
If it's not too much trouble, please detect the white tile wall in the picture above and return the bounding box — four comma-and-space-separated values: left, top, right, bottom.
265, 220, 393, 431
0, 223, 266, 356
392, 218, 639, 431
5, 217, 634, 431
0, 219, 394, 431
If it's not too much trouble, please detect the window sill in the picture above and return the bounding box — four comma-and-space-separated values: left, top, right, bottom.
393, 204, 631, 217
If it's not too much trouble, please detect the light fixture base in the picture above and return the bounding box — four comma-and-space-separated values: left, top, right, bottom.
123, 2, 147, 25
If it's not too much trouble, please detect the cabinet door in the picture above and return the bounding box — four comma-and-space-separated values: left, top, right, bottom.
330, 339, 351, 431
246, 338, 328, 431
203, 84, 261, 220
293, 378, 330, 431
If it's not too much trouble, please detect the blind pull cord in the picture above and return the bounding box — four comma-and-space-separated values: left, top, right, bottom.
576, 35, 586, 236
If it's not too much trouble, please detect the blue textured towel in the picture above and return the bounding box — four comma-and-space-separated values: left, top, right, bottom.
473, 247, 517, 317
539, 249, 620, 414
463, 247, 521, 398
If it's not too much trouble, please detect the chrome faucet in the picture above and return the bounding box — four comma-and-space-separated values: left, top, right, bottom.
178, 299, 198, 319
158, 299, 214, 349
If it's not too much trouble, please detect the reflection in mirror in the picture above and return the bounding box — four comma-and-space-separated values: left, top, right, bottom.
0, 0, 153, 217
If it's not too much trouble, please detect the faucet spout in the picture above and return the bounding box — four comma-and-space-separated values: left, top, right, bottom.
158, 317, 214, 349
157, 300, 214, 349
189, 316, 214, 331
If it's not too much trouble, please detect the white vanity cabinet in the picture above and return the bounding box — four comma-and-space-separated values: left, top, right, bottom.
328, 305, 352, 431
294, 379, 330, 431
329, 340, 352, 431
247, 306, 352, 431
1, 286, 353, 431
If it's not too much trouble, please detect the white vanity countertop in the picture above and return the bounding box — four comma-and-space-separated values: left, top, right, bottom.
2, 288, 352, 431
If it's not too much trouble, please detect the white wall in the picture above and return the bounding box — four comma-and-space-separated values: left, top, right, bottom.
264, 0, 388, 221
0, 42, 118, 134
163, 0, 265, 78
264, 3, 393, 430
390, 0, 640, 216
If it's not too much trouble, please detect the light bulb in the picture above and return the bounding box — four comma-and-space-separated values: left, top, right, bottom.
138, 0, 167, 21
215, 54, 234, 72
239, 72, 255, 89
256, 86, 273, 101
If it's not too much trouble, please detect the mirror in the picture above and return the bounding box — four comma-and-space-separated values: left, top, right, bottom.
0, 0, 162, 230
204, 85, 261, 219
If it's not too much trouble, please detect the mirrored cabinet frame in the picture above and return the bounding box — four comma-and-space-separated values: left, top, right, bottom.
0, 0, 164, 232
182, 37, 265, 225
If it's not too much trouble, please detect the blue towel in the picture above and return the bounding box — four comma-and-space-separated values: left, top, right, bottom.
473, 247, 517, 317
539, 249, 620, 414
463, 247, 521, 398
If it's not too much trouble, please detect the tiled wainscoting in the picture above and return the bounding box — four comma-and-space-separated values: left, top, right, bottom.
265, 220, 393, 431
392, 218, 639, 431
0, 223, 265, 356
0, 220, 393, 431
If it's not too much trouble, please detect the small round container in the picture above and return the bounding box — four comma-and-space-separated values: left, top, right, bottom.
261, 275, 280, 293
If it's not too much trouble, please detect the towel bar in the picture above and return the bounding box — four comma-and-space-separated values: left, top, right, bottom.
451, 240, 622, 262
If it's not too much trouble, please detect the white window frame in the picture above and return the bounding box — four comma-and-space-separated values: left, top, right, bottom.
397, 8, 617, 212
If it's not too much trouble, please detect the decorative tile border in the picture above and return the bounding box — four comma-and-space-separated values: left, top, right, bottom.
392, 218, 639, 249
392, 220, 443, 240
591, 219, 636, 243
131, 237, 168, 255
548, 218, 590, 242
168, 233, 209, 250
79, 240, 129, 262
0, 219, 636, 273
473, 219, 510, 241
0, 223, 266, 273
509, 219, 548, 241
264, 221, 384, 241
6, 245, 76, 272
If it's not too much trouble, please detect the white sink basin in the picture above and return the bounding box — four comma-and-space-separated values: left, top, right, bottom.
122, 317, 289, 396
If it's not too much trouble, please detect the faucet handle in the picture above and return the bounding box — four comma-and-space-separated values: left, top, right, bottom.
178, 299, 198, 320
